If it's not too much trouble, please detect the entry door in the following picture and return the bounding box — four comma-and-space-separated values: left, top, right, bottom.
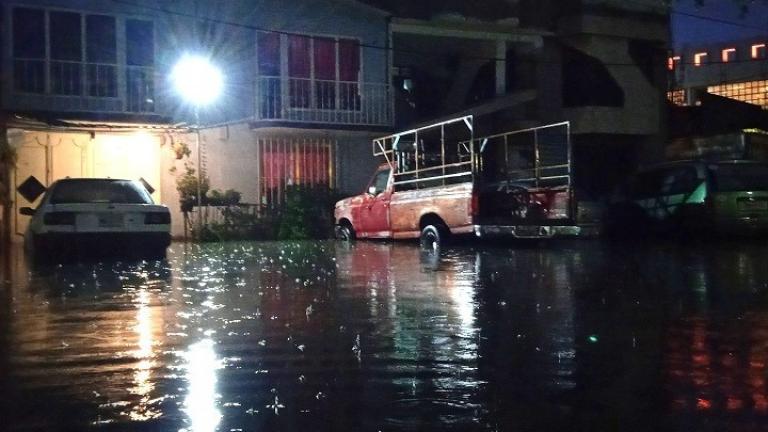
358, 168, 391, 236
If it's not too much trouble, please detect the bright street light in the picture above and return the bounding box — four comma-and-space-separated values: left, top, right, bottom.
171, 54, 223, 240
171, 55, 223, 106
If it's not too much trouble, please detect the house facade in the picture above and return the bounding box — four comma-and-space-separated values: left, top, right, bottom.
2, 0, 393, 239
0, 0, 672, 242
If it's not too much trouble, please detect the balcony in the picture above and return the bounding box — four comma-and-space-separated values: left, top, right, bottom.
254, 76, 392, 128
11, 58, 155, 114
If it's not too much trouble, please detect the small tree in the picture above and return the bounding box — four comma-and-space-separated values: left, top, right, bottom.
169, 139, 209, 236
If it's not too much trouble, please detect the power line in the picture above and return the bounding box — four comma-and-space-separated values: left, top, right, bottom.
107, 0, 768, 70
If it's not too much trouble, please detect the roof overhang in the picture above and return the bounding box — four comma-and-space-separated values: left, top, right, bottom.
391, 17, 551, 42
5, 114, 189, 134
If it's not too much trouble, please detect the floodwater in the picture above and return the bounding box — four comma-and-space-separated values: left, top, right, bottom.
2, 240, 768, 431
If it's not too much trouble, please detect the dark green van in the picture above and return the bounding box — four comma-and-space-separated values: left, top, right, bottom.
603, 160, 768, 237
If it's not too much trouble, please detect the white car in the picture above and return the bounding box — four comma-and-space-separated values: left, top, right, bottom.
19, 178, 171, 261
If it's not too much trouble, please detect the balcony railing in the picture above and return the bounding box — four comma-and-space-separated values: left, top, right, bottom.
255, 76, 392, 127
12, 58, 155, 114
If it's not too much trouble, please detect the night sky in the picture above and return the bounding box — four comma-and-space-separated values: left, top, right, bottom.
673, 0, 768, 49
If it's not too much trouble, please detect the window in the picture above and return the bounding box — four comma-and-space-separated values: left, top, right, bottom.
752, 44, 766, 59
13, 8, 45, 93
256, 32, 361, 111
288, 35, 311, 108
722, 48, 736, 63
126, 20, 154, 66
49, 11, 82, 95
694, 52, 708, 66
708, 79, 768, 109
668, 56, 681, 71
257, 32, 281, 118
369, 169, 391, 195
12, 8, 125, 103
126, 19, 155, 112
86, 15, 117, 97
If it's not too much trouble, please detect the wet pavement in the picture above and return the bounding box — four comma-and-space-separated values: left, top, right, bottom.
2, 240, 768, 431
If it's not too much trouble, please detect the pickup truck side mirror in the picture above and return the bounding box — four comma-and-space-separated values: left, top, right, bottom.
19, 207, 36, 216
368, 186, 377, 195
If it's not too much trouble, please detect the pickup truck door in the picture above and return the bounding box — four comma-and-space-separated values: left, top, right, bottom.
358, 168, 392, 236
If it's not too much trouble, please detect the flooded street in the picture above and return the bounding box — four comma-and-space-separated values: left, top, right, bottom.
2, 240, 768, 431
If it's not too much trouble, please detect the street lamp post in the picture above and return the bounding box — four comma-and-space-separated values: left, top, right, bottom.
171, 55, 223, 240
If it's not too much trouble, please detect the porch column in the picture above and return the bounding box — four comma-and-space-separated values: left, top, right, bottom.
495, 40, 507, 96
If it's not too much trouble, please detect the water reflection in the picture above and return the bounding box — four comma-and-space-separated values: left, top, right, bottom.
130, 289, 160, 421
3, 241, 768, 431
182, 339, 221, 432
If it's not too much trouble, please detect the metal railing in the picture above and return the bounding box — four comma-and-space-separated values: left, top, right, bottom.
255, 76, 392, 126
373, 115, 475, 190
463, 121, 572, 190
12, 58, 154, 113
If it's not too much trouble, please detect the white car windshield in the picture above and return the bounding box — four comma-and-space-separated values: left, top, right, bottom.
49, 180, 153, 204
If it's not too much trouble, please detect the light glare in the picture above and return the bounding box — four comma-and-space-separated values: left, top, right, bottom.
172, 55, 223, 106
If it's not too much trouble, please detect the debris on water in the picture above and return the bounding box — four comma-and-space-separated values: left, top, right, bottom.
588, 335, 599, 343
297, 344, 305, 352
298, 375, 306, 384
306, 304, 313, 319
352, 334, 362, 361
315, 392, 326, 400
258, 340, 266, 347
245, 408, 258, 415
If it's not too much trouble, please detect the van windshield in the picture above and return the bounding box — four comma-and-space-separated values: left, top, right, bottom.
50, 180, 153, 204
709, 163, 768, 193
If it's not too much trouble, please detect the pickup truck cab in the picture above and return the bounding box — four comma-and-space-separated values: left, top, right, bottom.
334, 116, 581, 247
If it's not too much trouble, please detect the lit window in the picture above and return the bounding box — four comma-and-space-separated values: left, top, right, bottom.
722, 48, 736, 62
668, 56, 681, 71
752, 44, 766, 59
694, 52, 708, 66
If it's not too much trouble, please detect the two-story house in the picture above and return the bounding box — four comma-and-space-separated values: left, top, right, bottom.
3, 0, 393, 238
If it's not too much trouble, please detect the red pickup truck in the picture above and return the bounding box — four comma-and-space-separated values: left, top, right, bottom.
334, 116, 581, 247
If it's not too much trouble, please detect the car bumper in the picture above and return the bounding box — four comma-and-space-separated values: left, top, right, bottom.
32, 232, 171, 254
473, 224, 581, 239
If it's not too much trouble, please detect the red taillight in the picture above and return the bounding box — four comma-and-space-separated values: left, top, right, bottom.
145, 212, 170, 224
43, 211, 76, 225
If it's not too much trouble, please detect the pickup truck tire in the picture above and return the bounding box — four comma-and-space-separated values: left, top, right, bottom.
335, 224, 355, 241
420, 225, 446, 250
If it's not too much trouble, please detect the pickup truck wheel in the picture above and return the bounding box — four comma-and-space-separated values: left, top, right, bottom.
420, 225, 446, 250
336, 224, 355, 241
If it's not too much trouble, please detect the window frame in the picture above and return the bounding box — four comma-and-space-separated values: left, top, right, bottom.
255, 30, 364, 112
10, 5, 154, 107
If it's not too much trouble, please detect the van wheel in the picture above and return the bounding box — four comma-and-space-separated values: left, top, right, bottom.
420, 225, 446, 250
336, 224, 355, 241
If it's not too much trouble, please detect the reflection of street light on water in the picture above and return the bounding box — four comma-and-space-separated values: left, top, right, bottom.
171, 55, 223, 239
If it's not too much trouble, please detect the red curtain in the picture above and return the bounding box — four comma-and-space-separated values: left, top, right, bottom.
313, 37, 336, 81
338, 38, 360, 82
288, 35, 310, 78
